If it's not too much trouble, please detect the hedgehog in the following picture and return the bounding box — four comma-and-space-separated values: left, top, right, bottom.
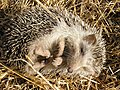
0, 1, 106, 77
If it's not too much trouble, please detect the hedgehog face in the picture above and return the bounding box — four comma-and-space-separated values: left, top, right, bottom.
62, 34, 97, 76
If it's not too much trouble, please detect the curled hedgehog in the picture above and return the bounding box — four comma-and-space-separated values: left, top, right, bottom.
0, 0, 106, 77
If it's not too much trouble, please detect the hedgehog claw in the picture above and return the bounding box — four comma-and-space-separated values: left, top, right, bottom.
35, 47, 50, 58
52, 57, 63, 67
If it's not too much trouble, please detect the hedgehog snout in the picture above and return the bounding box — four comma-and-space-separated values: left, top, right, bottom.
67, 67, 73, 73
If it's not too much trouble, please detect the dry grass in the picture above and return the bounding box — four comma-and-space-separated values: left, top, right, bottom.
0, 0, 120, 90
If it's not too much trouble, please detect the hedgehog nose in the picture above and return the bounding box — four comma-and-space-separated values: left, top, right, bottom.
67, 67, 73, 73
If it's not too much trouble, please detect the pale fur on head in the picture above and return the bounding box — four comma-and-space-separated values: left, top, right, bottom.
26, 14, 106, 76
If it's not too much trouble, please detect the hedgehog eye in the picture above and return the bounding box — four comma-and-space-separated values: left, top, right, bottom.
80, 43, 85, 56
80, 47, 84, 55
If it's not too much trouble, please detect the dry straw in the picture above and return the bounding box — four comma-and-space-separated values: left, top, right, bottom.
0, 0, 120, 90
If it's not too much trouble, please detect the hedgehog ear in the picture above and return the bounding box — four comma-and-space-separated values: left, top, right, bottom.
83, 34, 96, 45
